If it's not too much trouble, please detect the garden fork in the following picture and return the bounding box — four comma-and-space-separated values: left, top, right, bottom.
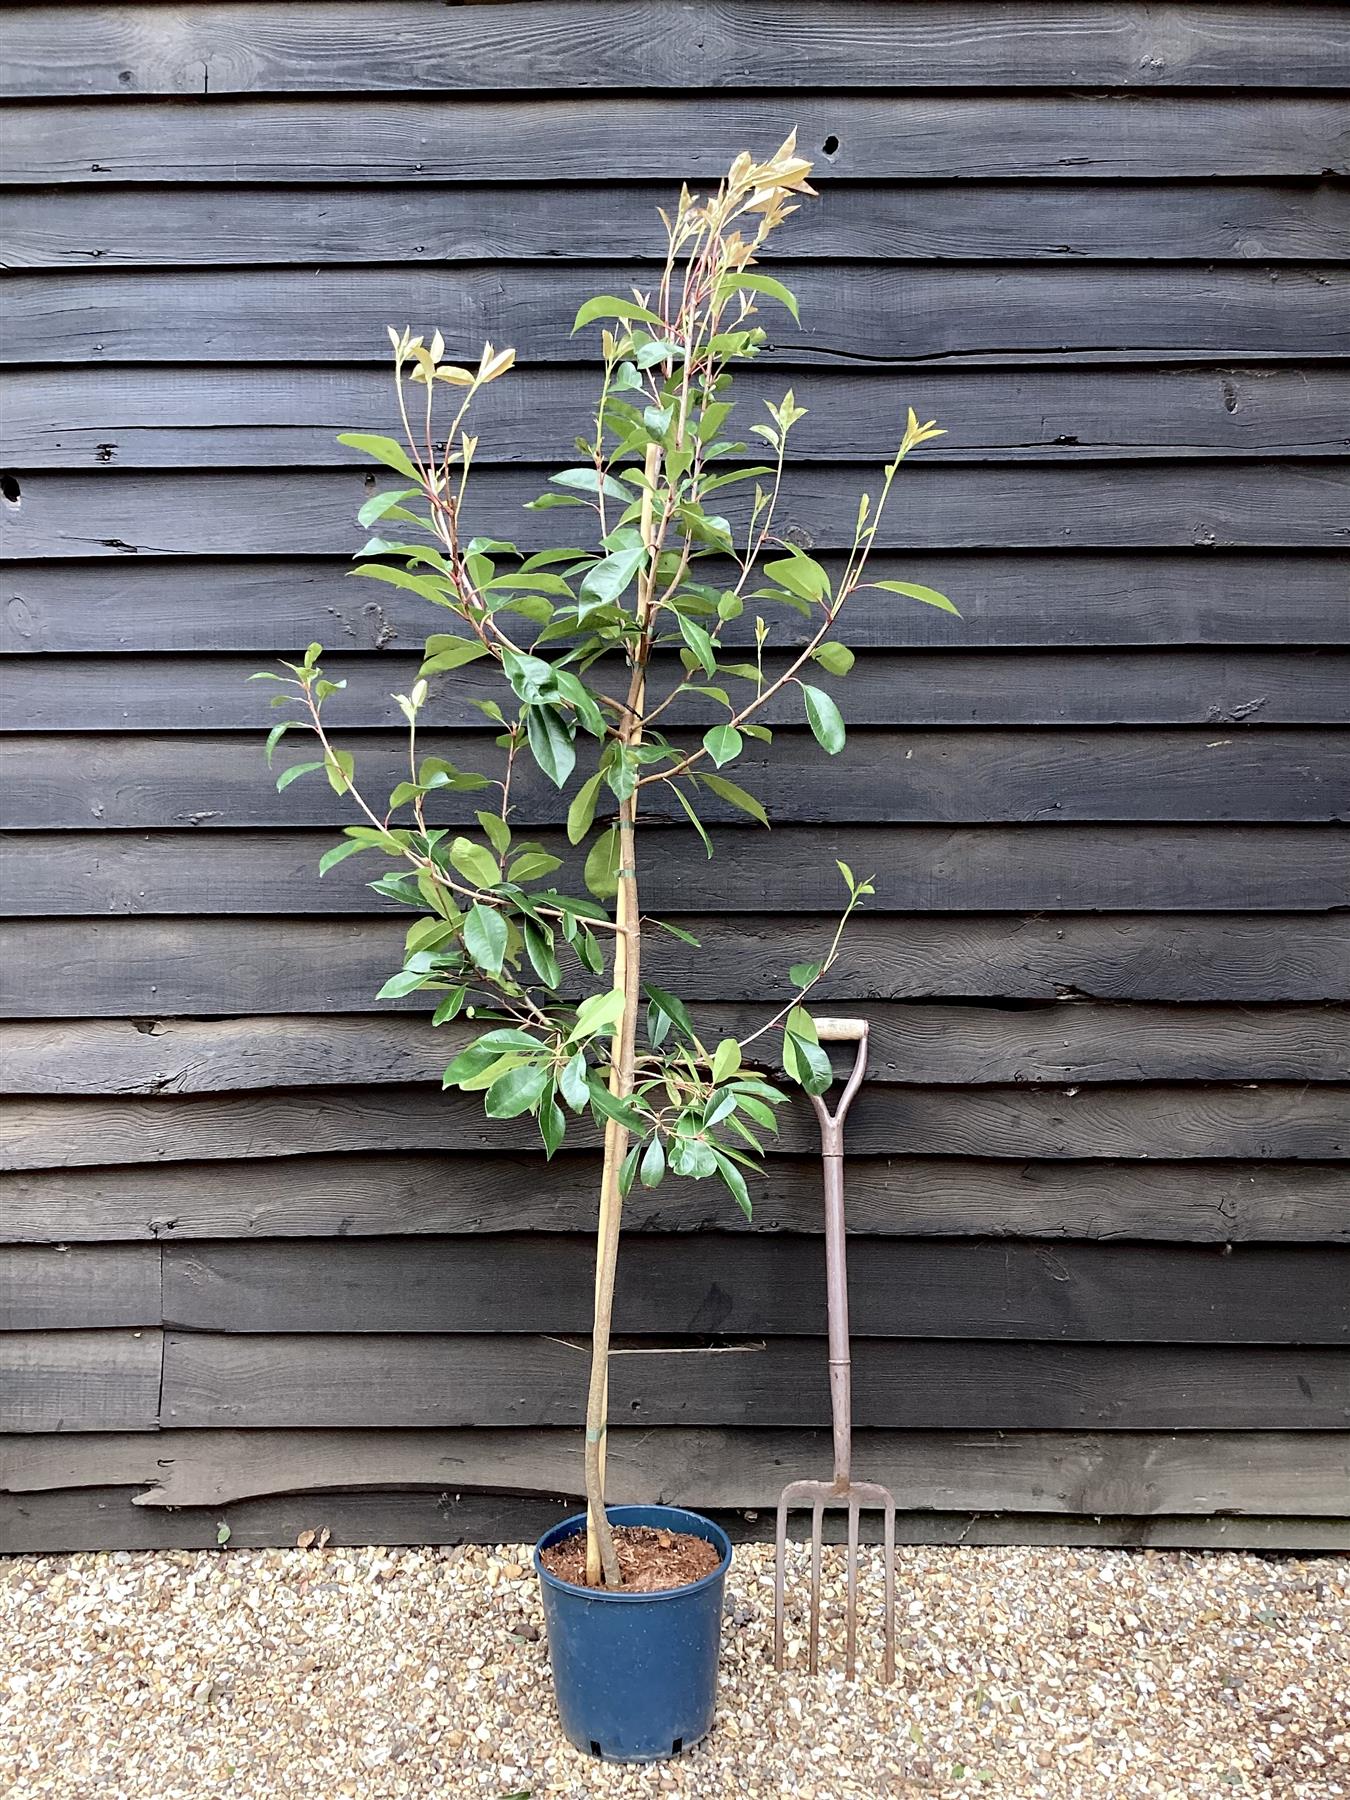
774, 1017, 896, 1682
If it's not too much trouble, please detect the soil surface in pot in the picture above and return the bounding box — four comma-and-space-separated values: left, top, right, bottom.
540, 1525, 722, 1593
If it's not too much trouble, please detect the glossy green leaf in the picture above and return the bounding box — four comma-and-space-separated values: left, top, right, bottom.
811, 641, 855, 677
702, 724, 742, 768
276, 761, 322, 791
570, 988, 626, 1041
523, 921, 561, 989
764, 554, 831, 604
509, 850, 564, 885
463, 902, 507, 976
447, 837, 500, 890
583, 826, 621, 901
639, 1134, 667, 1188
317, 838, 370, 877
801, 684, 846, 755
549, 466, 631, 503
698, 770, 769, 827
337, 433, 422, 482
674, 611, 717, 676
711, 1148, 753, 1219
871, 579, 961, 616
711, 1038, 741, 1083
567, 771, 605, 845
484, 1063, 550, 1119
559, 1051, 590, 1113
525, 704, 577, 790
572, 295, 666, 334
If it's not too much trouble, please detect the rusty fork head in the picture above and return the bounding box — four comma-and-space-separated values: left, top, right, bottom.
774, 1478, 896, 1682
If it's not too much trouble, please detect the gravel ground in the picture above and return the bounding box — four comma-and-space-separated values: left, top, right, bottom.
1, 1540, 1344, 1800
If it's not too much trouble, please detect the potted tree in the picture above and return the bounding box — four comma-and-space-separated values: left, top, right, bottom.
256, 135, 953, 1761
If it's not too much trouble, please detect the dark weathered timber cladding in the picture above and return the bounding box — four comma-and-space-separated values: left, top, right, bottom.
2, 1, 1348, 1553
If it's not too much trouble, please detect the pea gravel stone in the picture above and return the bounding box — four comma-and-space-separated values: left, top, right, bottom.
1, 1541, 1344, 1799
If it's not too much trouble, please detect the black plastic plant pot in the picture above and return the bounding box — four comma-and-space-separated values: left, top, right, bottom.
533, 1503, 733, 1763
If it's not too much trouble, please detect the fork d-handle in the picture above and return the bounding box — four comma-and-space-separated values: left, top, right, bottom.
807, 1018, 869, 1493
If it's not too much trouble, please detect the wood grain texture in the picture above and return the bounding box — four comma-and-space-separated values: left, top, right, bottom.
7, 96, 1347, 183
8, 4, 1346, 97
7, 554, 1348, 654
159, 1332, 1350, 1429
8, 465, 1348, 562
7, 825, 1346, 917
5, 914, 1347, 1015
6, 651, 1348, 732
6, 1081, 1346, 1171
7, 1152, 1345, 1246
0, 1244, 159, 1329
8, 1002, 1347, 1095
8, 1427, 1345, 1517
0, 1330, 161, 1431
9, 181, 1350, 269
14, 364, 1350, 469
7, 1485, 1343, 1555
9, 266, 1350, 366
6, 729, 1345, 830
153, 1236, 1350, 1343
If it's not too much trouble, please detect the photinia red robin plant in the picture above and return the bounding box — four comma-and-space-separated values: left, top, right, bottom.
255, 134, 956, 1585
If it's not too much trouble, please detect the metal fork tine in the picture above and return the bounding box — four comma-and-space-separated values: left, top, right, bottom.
883, 1496, 896, 1684
845, 1494, 860, 1679
808, 1496, 824, 1675
774, 1491, 789, 1671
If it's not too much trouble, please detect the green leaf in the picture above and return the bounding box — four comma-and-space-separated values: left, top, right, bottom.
484, 1063, 550, 1119
583, 825, 621, 901
352, 564, 456, 607
525, 705, 576, 790
650, 917, 701, 947
337, 433, 422, 482
811, 641, 855, 677
539, 1091, 566, 1159
716, 272, 801, 323
509, 850, 564, 885
632, 1133, 663, 1189
567, 771, 604, 845
674, 611, 717, 676
276, 760, 322, 791
376, 967, 429, 999
550, 466, 631, 503
784, 1030, 833, 1096
264, 722, 292, 766
587, 1078, 648, 1134
570, 988, 626, 1041
572, 294, 666, 334
463, 902, 507, 976
764, 554, 831, 604
711, 1148, 753, 1219
431, 988, 467, 1025
871, 579, 961, 616
419, 635, 490, 676
476, 809, 512, 855
702, 724, 742, 768
672, 785, 713, 858
669, 1135, 717, 1179
447, 837, 500, 890
442, 1028, 543, 1086
559, 1051, 590, 1114
644, 984, 695, 1043
711, 1038, 741, 1083
323, 748, 355, 795
789, 961, 823, 987
801, 684, 846, 755
523, 921, 561, 989
357, 487, 420, 528
578, 544, 645, 613
698, 770, 769, 827
318, 838, 370, 877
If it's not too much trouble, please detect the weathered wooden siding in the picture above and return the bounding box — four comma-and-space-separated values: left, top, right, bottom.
2, 1, 1348, 1555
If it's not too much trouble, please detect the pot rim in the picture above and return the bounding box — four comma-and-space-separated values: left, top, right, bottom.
532, 1503, 732, 1603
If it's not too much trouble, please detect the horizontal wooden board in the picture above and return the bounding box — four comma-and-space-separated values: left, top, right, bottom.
152, 1236, 1350, 1343
7, 553, 1348, 654
4, 914, 1347, 1015
14, 363, 1350, 470
0, 1244, 159, 1329
7, 728, 1346, 830
7, 825, 1346, 917
7, 651, 1349, 735
8, 1484, 1342, 1554
9, 1002, 1347, 1096
7, 1080, 1346, 1171
0, 1329, 161, 1431
8, 95, 1348, 184
9, 4, 1346, 97
8, 465, 1349, 563
9, 1427, 1345, 1518
8, 1152, 1346, 1246
9, 181, 1350, 269
9, 265, 1350, 367
159, 1332, 1350, 1428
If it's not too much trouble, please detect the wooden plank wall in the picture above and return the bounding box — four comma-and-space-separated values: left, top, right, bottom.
2, 1, 1348, 1554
